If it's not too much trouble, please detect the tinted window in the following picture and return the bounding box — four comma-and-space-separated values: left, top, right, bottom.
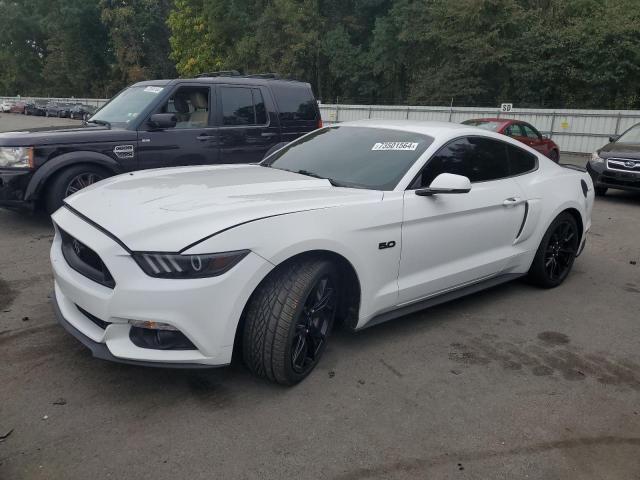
221, 87, 255, 125
522, 124, 541, 140
505, 123, 524, 137
264, 126, 433, 190
412, 136, 510, 188
271, 83, 317, 122
507, 144, 537, 175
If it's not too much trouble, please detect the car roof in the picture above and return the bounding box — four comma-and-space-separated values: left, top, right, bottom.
132, 77, 311, 88
339, 119, 484, 136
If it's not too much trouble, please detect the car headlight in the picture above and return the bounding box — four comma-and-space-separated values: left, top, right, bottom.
0, 147, 34, 168
132, 250, 250, 279
590, 152, 604, 164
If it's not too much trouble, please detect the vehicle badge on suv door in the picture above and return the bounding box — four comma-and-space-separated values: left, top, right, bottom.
113, 145, 134, 159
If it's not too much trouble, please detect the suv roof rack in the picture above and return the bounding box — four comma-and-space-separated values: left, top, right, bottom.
195, 71, 284, 80
196, 70, 241, 78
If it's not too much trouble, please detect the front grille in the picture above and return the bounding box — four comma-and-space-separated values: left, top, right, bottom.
76, 305, 111, 330
606, 158, 640, 174
59, 228, 115, 288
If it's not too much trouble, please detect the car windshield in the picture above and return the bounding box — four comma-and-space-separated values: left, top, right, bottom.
462, 120, 501, 131
89, 85, 165, 127
263, 126, 434, 190
617, 124, 640, 144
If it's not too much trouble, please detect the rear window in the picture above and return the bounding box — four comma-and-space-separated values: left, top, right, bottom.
507, 144, 537, 175
270, 83, 318, 122
462, 120, 501, 131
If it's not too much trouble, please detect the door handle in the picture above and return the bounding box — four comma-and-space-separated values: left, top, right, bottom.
196, 134, 214, 141
503, 197, 525, 207
261, 132, 277, 137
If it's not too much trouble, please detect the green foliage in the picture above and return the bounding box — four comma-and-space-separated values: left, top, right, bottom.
1, 0, 639, 108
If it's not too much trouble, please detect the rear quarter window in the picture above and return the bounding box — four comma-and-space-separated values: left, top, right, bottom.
270, 83, 318, 123
507, 143, 537, 175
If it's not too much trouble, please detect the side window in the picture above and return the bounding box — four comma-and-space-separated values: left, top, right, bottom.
161, 86, 210, 129
270, 84, 317, 123
412, 137, 510, 188
507, 144, 537, 175
522, 124, 541, 140
220, 87, 268, 126
505, 124, 524, 137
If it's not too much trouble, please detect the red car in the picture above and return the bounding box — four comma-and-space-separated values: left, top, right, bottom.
463, 118, 560, 162
9, 101, 26, 114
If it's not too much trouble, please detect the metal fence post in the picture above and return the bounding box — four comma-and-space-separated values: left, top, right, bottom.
406, 106, 410, 119
549, 111, 557, 139
368, 105, 372, 119
614, 112, 622, 135
335, 103, 340, 123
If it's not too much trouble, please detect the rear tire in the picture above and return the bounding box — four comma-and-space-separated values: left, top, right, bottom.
44, 164, 109, 215
242, 258, 338, 385
594, 186, 607, 196
548, 150, 559, 163
527, 212, 579, 288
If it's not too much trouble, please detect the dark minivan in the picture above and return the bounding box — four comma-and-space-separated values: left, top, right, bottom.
0, 73, 322, 213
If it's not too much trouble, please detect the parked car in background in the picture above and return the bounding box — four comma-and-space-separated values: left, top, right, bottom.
1, 100, 12, 112
10, 101, 26, 114
49, 120, 593, 384
45, 102, 66, 117
69, 104, 97, 120
24, 101, 46, 116
587, 122, 640, 196
462, 118, 560, 162
0, 72, 322, 213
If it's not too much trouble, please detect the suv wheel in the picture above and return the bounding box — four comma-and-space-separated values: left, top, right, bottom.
44, 164, 109, 214
243, 258, 339, 385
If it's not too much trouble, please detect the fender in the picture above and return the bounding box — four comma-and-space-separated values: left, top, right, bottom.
24, 151, 121, 201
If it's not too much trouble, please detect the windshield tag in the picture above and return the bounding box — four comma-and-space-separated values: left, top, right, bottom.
372, 142, 419, 151
143, 86, 163, 94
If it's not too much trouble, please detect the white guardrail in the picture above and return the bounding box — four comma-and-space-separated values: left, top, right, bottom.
3, 95, 639, 154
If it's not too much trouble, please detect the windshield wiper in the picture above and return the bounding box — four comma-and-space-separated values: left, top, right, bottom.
86, 119, 111, 129
294, 169, 347, 187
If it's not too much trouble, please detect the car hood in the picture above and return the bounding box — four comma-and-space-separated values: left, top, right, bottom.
599, 142, 640, 160
0, 125, 134, 147
64, 164, 383, 252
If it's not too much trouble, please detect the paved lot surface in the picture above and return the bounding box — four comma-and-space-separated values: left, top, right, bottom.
0, 115, 639, 479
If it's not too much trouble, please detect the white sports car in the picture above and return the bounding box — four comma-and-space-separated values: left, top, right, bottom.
51, 120, 594, 385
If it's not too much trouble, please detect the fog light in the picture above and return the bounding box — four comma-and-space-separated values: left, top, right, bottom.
128, 319, 178, 331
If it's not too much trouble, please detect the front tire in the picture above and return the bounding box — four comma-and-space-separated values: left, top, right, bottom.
44, 164, 109, 214
527, 212, 579, 288
243, 258, 339, 385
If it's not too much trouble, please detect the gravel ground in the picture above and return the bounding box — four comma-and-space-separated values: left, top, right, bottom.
0, 114, 639, 480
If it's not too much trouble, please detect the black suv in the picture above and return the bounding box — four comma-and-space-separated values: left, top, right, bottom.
587, 122, 640, 196
0, 73, 322, 213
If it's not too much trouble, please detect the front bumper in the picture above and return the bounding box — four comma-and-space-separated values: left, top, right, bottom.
587, 161, 640, 192
51, 206, 274, 368
0, 169, 33, 209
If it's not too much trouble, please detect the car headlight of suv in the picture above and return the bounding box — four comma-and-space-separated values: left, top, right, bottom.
132, 250, 250, 279
590, 152, 604, 164
0, 147, 34, 168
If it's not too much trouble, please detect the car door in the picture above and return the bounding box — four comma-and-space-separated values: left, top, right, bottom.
217, 85, 281, 163
398, 136, 527, 304
137, 85, 219, 170
521, 123, 548, 154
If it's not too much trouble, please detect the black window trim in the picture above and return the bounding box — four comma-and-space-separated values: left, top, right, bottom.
406, 135, 539, 190
216, 84, 271, 129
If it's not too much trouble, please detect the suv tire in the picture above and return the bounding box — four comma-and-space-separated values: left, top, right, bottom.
44, 164, 110, 214
242, 258, 339, 385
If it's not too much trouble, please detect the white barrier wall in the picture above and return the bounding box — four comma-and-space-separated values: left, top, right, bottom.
319, 104, 640, 154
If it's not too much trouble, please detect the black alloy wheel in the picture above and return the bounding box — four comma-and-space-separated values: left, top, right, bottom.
528, 212, 579, 288
291, 276, 336, 374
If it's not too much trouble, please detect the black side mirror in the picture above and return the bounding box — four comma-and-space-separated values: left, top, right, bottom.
609, 135, 619, 143
148, 113, 177, 130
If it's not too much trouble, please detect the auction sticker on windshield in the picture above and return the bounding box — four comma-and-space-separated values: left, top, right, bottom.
372, 142, 419, 151
143, 86, 163, 94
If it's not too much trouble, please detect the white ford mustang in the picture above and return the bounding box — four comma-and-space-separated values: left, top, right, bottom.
50, 120, 594, 384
